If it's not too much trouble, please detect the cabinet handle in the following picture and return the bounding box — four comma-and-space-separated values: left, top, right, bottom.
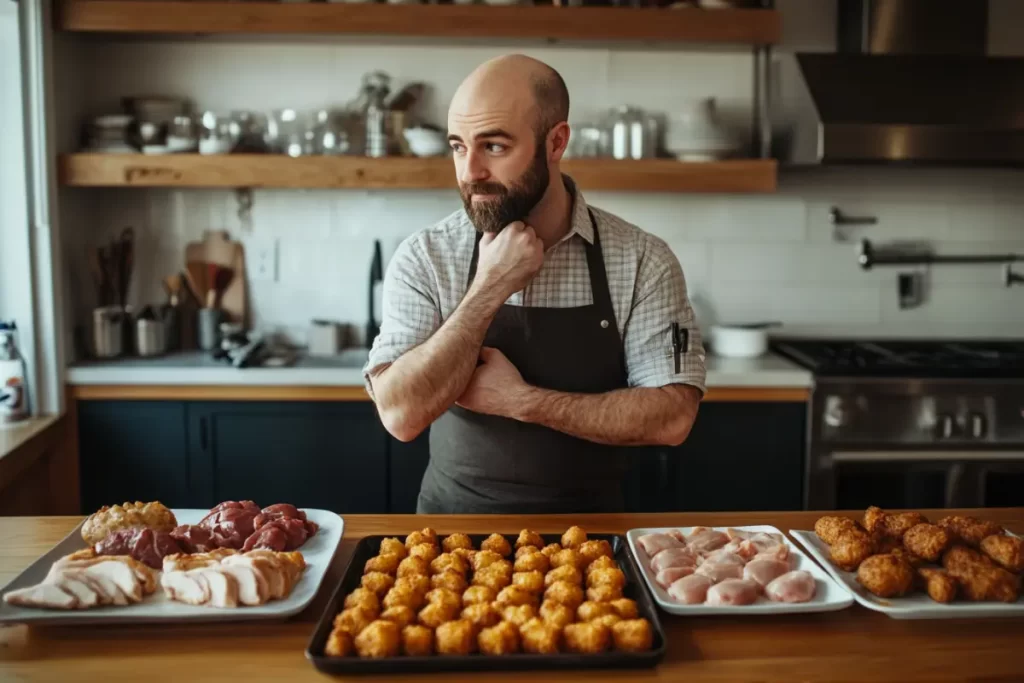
199, 417, 208, 450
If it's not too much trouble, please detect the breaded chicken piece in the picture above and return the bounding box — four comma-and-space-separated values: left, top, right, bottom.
917, 568, 957, 604
882, 512, 928, 541
938, 516, 1004, 547
81, 501, 177, 545
856, 554, 914, 598
903, 523, 952, 563
814, 516, 858, 546
889, 547, 926, 569
942, 545, 995, 572
949, 564, 1019, 603
979, 534, 1024, 573
863, 506, 887, 534
829, 528, 875, 571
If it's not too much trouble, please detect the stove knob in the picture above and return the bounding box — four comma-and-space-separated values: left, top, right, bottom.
824, 396, 847, 428
970, 413, 987, 439
938, 414, 955, 439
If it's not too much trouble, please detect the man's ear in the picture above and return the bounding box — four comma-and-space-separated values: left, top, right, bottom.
548, 122, 571, 162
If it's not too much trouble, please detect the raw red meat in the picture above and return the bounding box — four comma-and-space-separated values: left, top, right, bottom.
198, 500, 261, 549
242, 524, 288, 552
94, 527, 184, 569
170, 524, 217, 554
253, 503, 319, 537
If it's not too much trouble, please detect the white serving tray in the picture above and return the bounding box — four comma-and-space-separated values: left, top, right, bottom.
790, 529, 1024, 620
0, 508, 344, 625
626, 525, 854, 616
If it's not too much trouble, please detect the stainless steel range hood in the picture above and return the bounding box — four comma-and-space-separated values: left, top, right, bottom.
775, 0, 1024, 167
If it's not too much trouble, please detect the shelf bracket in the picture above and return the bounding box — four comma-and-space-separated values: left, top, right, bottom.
234, 187, 253, 232
752, 44, 772, 159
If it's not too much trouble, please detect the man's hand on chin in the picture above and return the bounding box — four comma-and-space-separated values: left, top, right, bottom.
456, 347, 532, 419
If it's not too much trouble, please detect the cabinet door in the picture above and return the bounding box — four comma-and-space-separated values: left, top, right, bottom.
78, 400, 192, 513
388, 429, 431, 514
187, 401, 389, 513
672, 402, 805, 512
623, 447, 677, 513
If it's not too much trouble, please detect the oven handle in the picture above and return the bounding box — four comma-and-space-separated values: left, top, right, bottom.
829, 451, 1024, 463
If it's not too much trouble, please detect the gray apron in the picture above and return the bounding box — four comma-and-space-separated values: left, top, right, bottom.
418, 212, 629, 514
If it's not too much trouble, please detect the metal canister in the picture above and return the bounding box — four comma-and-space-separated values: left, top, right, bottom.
92, 306, 124, 358
136, 317, 166, 357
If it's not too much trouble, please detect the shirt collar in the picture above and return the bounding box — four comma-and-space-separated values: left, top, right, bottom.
559, 174, 595, 245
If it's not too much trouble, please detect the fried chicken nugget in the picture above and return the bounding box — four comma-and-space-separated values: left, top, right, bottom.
942, 545, 994, 572
431, 570, 468, 594
354, 619, 401, 658
460, 602, 501, 629
401, 624, 434, 657
442, 533, 473, 554
814, 516, 858, 545
325, 628, 353, 657
520, 618, 561, 654
979, 534, 1024, 573
883, 512, 929, 541
871, 530, 903, 555
462, 585, 497, 606
516, 529, 545, 550
539, 600, 574, 629
379, 605, 416, 629
564, 622, 611, 654
478, 621, 521, 655
612, 618, 654, 653
890, 547, 926, 569
917, 568, 957, 604
903, 523, 953, 563
481, 533, 512, 558
950, 564, 1020, 603
397, 556, 430, 578
938, 516, 1005, 547
343, 588, 380, 616
379, 538, 408, 560
436, 619, 477, 655
512, 570, 545, 594
863, 506, 887, 534
830, 528, 876, 571
545, 580, 585, 610
561, 526, 588, 550
856, 554, 914, 598
514, 552, 551, 574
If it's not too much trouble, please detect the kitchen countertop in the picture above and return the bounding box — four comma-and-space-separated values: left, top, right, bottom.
2, 509, 1023, 683
65, 350, 813, 389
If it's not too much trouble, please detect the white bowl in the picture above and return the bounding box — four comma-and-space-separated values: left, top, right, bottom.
403, 128, 448, 157
709, 324, 770, 358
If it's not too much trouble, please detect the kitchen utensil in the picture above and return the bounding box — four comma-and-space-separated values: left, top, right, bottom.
185, 261, 207, 306
185, 231, 247, 326
402, 126, 447, 157
708, 321, 779, 358
212, 265, 235, 309
197, 308, 223, 351
163, 274, 183, 306
665, 97, 739, 161
91, 306, 124, 358
228, 110, 269, 153
367, 240, 383, 348
386, 82, 425, 113
566, 122, 607, 158
607, 105, 654, 160
135, 308, 166, 357
308, 320, 342, 356
198, 111, 233, 155
360, 71, 392, 158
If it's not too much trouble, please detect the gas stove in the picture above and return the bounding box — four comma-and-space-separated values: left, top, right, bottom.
769, 338, 1024, 510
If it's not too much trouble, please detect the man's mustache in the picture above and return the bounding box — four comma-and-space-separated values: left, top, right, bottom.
462, 182, 508, 196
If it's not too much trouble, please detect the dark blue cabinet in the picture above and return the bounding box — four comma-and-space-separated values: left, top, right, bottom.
388, 430, 431, 514
78, 400, 194, 511
186, 401, 389, 513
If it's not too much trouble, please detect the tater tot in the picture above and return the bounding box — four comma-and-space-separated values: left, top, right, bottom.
587, 567, 626, 590
501, 603, 538, 628
364, 553, 402, 575
917, 567, 958, 604
586, 555, 617, 577
540, 543, 563, 558
324, 629, 353, 657
405, 529, 437, 549
394, 574, 431, 599
515, 552, 551, 574
354, 620, 401, 658
360, 571, 395, 597
383, 585, 424, 611
609, 598, 639, 619
379, 537, 408, 560
551, 549, 587, 571
442, 533, 474, 554
512, 570, 545, 594
462, 585, 497, 606
430, 553, 468, 576
461, 602, 501, 629
545, 580, 585, 610
396, 556, 430, 578
815, 515, 858, 545
472, 550, 504, 573
561, 526, 588, 550
409, 543, 440, 564
516, 529, 545, 550
577, 600, 615, 622
586, 584, 623, 603
856, 554, 914, 598
578, 540, 614, 567
903, 523, 953, 563
539, 600, 574, 629
495, 585, 538, 608
481, 533, 513, 558
452, 548, 477, 565
401, 624, 434, 657
563, 622, 610, 654
544, 564, 582, 587
424, 588, 461, 612
520, 619, 561, 654
591, 613, 622, 630
980, 534, 1024, 573
418, 601, 459, 629
435, 620, 477, 655
343, 588, 380, 616
431, 570, 468, 594
612, 618, 653, 652
473, 566, 512, 592
516, 545, 540, 559
478, 620, 521, 655
378, 605, 416, 629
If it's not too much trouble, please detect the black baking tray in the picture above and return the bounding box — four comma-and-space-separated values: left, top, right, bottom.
306, 533, 666, 674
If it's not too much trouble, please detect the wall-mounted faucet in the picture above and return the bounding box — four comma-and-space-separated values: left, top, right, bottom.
830, 206, 877, 242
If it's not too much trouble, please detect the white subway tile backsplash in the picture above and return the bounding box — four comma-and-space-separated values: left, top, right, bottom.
880, 284, 1024, 327
707, 283, 882, 327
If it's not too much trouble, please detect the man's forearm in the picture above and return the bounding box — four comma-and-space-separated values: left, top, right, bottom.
514, 384, 701, 447
371, 285, 505, 441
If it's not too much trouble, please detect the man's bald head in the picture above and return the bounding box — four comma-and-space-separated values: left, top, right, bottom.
450, 54, 569, 139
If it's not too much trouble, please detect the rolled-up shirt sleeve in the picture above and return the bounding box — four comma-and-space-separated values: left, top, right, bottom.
363, 235, 441, 398
623, 235, 707, 394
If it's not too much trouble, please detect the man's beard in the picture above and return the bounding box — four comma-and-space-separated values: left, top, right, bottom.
460, 141, 550, 234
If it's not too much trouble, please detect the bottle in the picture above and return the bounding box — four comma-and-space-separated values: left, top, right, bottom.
0, 321, 30, 426
363, 71, 392, 159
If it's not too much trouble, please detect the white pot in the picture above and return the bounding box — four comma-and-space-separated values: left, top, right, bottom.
709, 323, 777, 358
665, 97, 738, 161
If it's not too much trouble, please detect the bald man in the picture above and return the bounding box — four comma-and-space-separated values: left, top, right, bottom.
363, 55, 706, 514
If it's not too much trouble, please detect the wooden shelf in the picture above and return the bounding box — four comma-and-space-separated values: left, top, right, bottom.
56, 1, 781, 45
59, 154, 777, 193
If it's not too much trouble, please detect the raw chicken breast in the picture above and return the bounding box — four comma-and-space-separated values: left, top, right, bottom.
650, 547, 699, 574
667, 529, 691, 543
636, 533, 685, 557
667, 574, 714, 605
695, 561, 744, 583
726, 528, 755, 541
705, 579, 760, 606
743, 559, 791, 589
700, 549, 746, 567
765, 570, 817, 603
719, 538, 758, 561
751, 545, 790, 563
655, 565, 694, 589
744, 533, 786, 555
684, 529, 729, 554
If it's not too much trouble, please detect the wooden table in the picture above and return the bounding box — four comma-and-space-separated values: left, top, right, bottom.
2, 510, 1023, 682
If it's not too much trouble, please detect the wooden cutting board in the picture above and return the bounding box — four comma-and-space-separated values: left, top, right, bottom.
185, 230, 248, 327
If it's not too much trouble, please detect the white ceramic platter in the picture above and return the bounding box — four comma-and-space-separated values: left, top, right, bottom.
790, 530, 1024, 620
0, 509, 344, 625
626, 525, 854, 616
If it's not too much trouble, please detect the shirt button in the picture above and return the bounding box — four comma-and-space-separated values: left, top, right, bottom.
600, 319, 609, 329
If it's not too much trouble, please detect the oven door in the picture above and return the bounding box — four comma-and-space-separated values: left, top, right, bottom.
811, 450, 1024, 510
